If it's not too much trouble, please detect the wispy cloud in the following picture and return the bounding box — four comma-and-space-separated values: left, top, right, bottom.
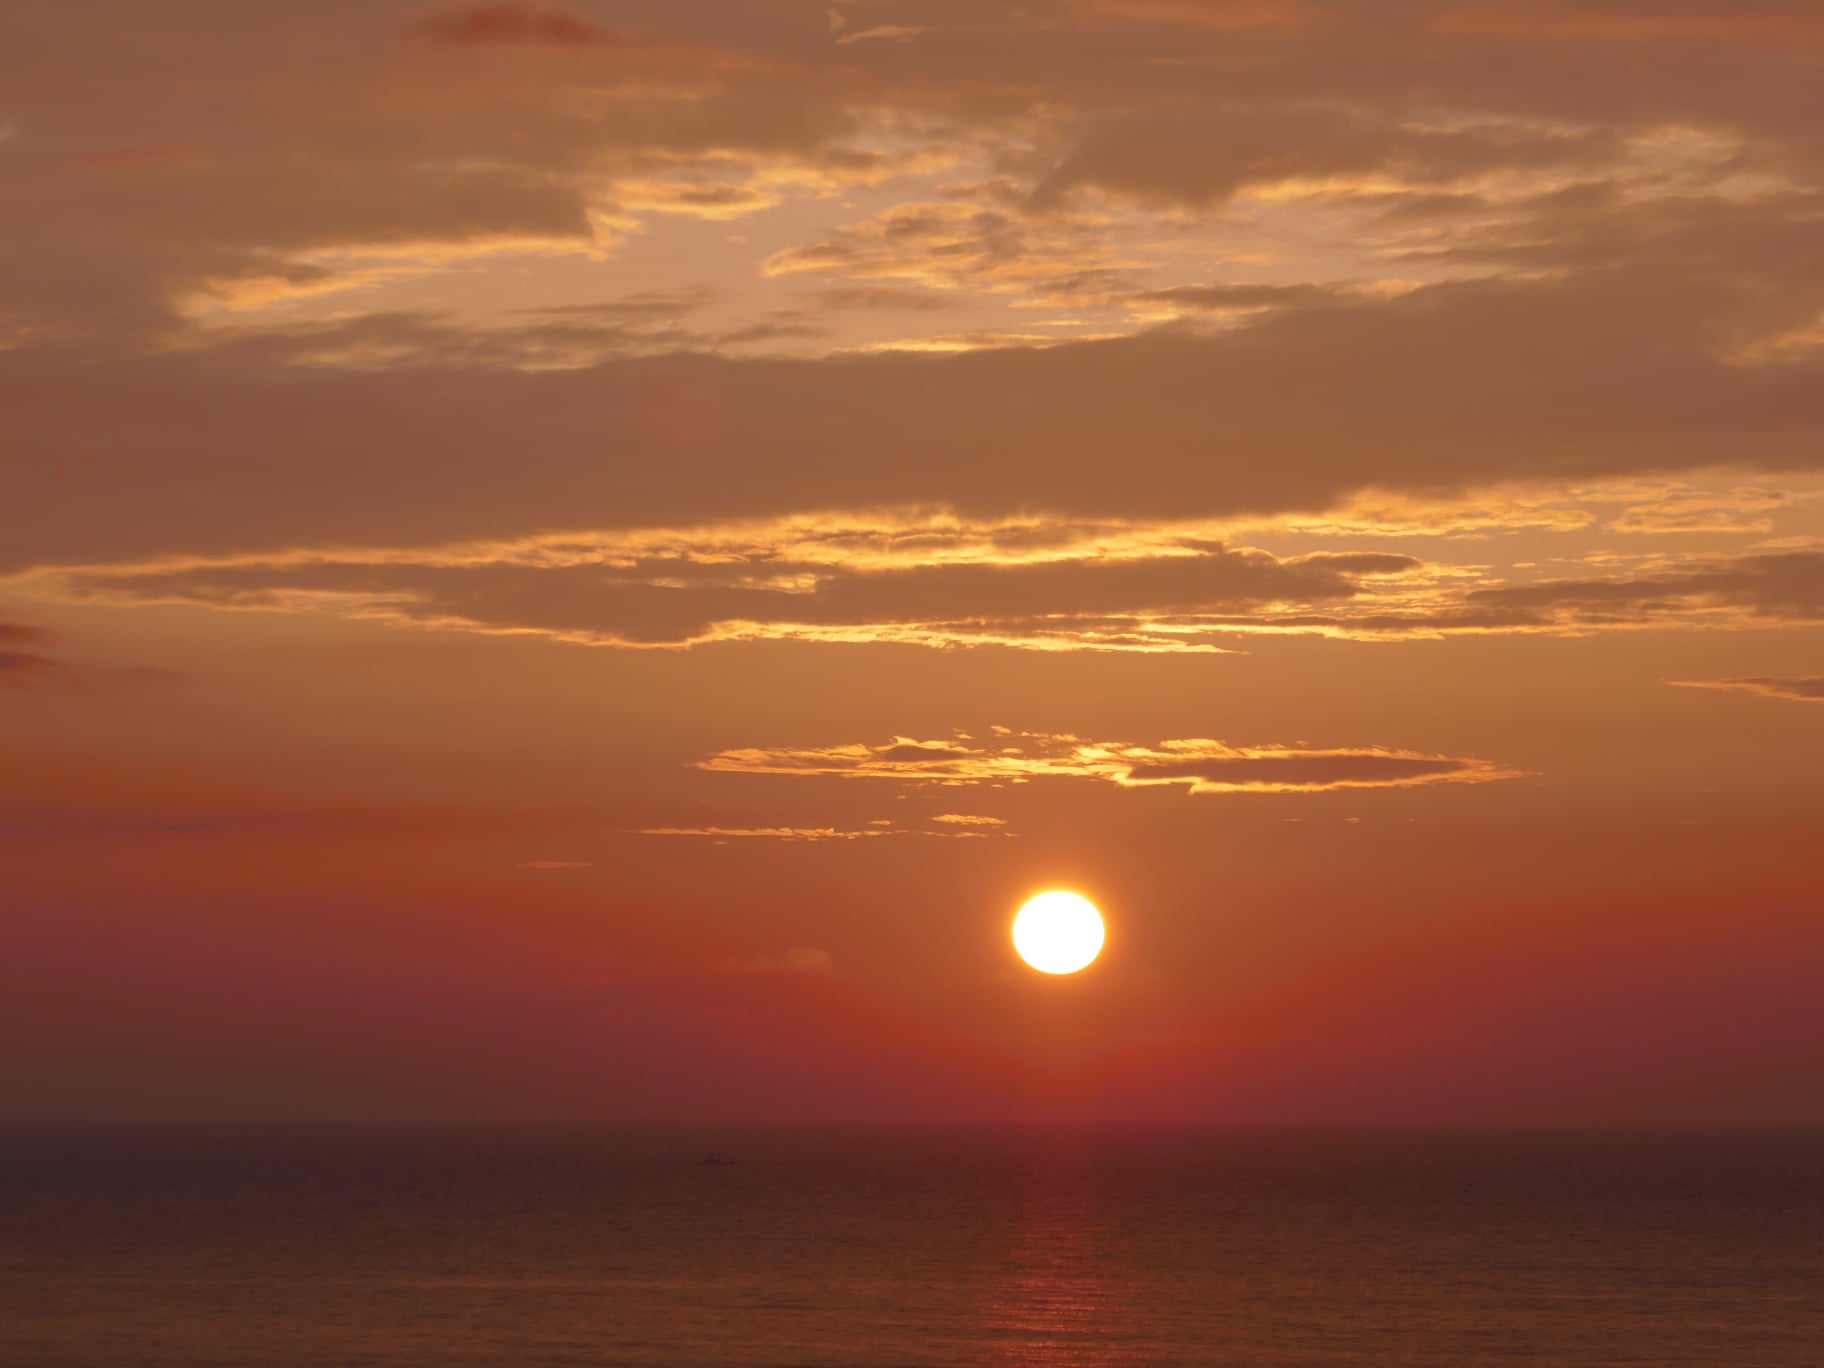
0, 622, 170, 690
697, 731, 1524, 794
1669, 676, 1824, 705
413, 1, 650, 50
638, 816, 1012, 841
1072, 0, 1314, 31
0, 623, 60, 687
639, 825, 891, 842
835, 26, 925, 47
25, 499, 1821, 654
727, 948, 835, 976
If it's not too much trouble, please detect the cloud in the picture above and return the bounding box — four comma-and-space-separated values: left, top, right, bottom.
231, 299, 834, 367
0, 3, 844, 335
514, 286, 720, 323
835, 26, 925, 46
0, 651, 57, 682
24, 494, 1824, 653
8, 249, 1822, 581
31, 529, 1425, 652
1072, 0, 1312, 29
814, 284, 958, 312
413, 1, 648, 49
640, 825, 890, 841
9, 0, 1824, 351
6, 0, 1824, 671
637, 817, 1002, 840
729, 948, 836, 976
1030, 108, 1614, 210
63, 142, 206, 176
1459, 549, 1824, 632
1605, 486, 1798, 536
1434, 3, 1824, 50
0, 623, 59, 686
931, 812, 1007, 826
763, 196, 1133, 307
1669, 677, 1824, 705
1128, 282, 1355, 318
0, 621, 176, 691
696, 730, 1524, 794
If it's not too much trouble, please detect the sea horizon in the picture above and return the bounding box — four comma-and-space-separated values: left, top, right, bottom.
7, 1124, 1819, 1366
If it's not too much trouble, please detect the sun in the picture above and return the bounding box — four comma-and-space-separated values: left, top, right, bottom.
1012, 891, 1105, 975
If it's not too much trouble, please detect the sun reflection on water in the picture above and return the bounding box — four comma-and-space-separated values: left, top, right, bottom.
980, 1153, 1139, 1367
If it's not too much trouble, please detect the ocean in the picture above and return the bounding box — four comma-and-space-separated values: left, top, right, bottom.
1, 1128, 1818, 1366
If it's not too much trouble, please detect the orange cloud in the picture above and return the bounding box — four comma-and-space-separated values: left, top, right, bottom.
696, 731, 1524, 794
639, 825, 891, 842
1073, 0, 1313, 31
29, 531, 1421, 653
762, 197, 1138, 308
835, 26, 926, 47
1669, 676, 1824, 704
638, 817, 1009, 840
1029, 108, 1613, 210
23, 489, 1823, 653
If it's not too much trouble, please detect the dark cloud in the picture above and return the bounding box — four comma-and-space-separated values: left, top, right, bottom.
1287, 552, 1421, 576
513, 286, 720, 321
48, 543, 1414, 648
0, 624, 48, 648
6, 0, 1824, 650
1466, 550, 1824, 626
413, 1, 645, 49
0, 623, 177, 691
0, 624, 60, 686
7, 0, 1824, 339
7, 264, 1823, 578
878, 742, 977, 761
0, 2, 853, 335
0, 652, 60, 684
814, 284, 958, 312
1030, 108, 1615, 209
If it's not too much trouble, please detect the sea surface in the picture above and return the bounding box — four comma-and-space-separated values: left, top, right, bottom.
1, 1127, 1819, 1366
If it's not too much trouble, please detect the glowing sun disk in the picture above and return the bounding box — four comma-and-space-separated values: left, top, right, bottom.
1012, 891, 1105, 975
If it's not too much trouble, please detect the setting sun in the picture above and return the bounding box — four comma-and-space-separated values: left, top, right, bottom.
1012, 891, 1105, 975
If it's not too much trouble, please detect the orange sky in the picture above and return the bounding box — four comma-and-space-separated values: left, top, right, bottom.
2, 0, 1821, 1123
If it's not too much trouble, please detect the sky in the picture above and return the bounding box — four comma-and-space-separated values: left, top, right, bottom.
2, 0, 1821, 1124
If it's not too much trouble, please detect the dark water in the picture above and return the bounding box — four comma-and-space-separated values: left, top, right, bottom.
1, 1128, 1819, 1366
